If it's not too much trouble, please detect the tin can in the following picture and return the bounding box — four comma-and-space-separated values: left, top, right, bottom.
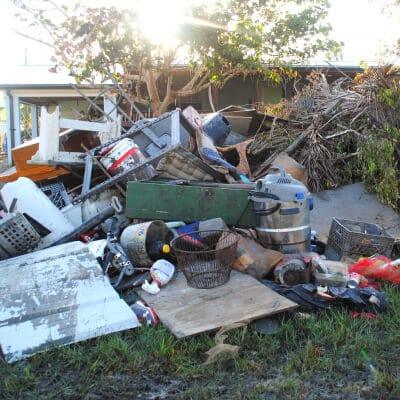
347, 272, 361, 289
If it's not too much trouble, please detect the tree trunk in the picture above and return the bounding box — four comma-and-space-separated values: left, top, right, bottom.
158, 101, 172, 115
145, 70, 161, 116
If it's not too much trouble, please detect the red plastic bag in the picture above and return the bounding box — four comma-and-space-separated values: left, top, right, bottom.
349, 256, 400, 284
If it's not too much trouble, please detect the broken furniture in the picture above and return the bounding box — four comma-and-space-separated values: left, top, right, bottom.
29, 106, 119, 167
139, 270, 297, 338
0, 118, 102, 183
0, 241, 140, 362
126, 181, 255, 226
0, 138, 69, 184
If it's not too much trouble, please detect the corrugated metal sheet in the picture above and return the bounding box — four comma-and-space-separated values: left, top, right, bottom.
0, 241, 140, 363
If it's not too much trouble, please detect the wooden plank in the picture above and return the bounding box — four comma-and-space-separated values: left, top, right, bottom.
139, 271, 297, 338
0, 140, 69, 183
59, 118, 112, 133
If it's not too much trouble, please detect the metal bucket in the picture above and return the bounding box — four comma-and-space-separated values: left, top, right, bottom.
120, 220, 169, 267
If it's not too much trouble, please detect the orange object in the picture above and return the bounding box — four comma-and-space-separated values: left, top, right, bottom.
0, 130, 101, 183
0, 138, 69, 183
216, 139, 253, 176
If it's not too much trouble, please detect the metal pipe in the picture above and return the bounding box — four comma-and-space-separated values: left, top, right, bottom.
5, 90, 14, 166
105, 72, 145, 120
48, 205, 115, 247
81, 144, 126, 198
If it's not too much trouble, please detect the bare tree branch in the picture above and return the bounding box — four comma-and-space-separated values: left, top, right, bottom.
14, 30, 54, 48
178, 68, 206, 93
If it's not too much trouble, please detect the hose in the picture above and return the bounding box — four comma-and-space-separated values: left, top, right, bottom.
249, 191, 281, 216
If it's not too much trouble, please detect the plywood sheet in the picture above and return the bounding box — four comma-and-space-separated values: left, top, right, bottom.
140, 271, 297, 338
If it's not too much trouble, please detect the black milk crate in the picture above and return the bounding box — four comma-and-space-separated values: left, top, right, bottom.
325, 218, 395, 261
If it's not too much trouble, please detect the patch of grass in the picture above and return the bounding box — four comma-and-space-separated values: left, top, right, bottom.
278, 376, 302, 395
179, 383, 221, 400
373, 369, 400, 393
1, 364, 36, 399
285, 341, 328, 374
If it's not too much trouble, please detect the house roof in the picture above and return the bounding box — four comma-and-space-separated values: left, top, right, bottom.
0, 65, 110, 89
0, 62, 368, 90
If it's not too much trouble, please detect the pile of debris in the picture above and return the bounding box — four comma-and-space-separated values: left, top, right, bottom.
263, 67, 400, 197
0, 86, 398, 364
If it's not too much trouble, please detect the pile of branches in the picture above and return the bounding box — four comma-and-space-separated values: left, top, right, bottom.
267, 66, 400, 195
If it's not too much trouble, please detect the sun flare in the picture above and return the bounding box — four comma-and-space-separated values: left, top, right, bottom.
136, 0, 188, 48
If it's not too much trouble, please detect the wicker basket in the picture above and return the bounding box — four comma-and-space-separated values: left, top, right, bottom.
171, 230, 239, 289
325, 218, 395, 261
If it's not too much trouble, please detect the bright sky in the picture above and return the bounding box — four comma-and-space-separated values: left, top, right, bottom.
0, 0, 399, 76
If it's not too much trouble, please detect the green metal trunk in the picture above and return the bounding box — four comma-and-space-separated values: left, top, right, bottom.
126, 182, 256, 227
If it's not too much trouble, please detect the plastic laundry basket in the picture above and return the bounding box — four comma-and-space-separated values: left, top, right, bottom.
171, 230, 239, 289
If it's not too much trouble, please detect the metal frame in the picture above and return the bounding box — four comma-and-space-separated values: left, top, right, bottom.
72, 145, 177, 204
5, 92, 13, 166
31, 104, 38, 138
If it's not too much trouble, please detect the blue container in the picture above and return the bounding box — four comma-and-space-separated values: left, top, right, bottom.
203, 113, 231, 146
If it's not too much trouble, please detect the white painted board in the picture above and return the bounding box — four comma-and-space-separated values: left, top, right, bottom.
0, 241, 140, 362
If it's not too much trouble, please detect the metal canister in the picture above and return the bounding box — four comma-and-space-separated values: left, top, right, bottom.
120, 220, 169, 267
347, 272, 361, 289
250, 168, 312, 254
100, 138, 156, 180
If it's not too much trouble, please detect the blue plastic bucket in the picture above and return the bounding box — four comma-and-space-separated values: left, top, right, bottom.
203, 113, 231, 146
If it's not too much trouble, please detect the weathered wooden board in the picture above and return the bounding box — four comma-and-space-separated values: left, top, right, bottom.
140, 271, 297, 338
0, 241, 140, 363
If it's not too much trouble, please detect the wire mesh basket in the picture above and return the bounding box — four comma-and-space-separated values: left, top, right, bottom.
0, 212, 41, 259
325, 218, 395, 261
171, 230, 239, 289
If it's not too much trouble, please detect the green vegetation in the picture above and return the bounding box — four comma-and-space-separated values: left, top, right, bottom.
12, 0, 341, 115
359, 128, 399, 210
359, 82, 400, 211
2, 286, 400, 399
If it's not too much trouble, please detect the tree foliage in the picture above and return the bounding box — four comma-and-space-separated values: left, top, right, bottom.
12, 0, 342, 115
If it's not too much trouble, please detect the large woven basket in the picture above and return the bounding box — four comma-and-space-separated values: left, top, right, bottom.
171, 230, 239, 289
